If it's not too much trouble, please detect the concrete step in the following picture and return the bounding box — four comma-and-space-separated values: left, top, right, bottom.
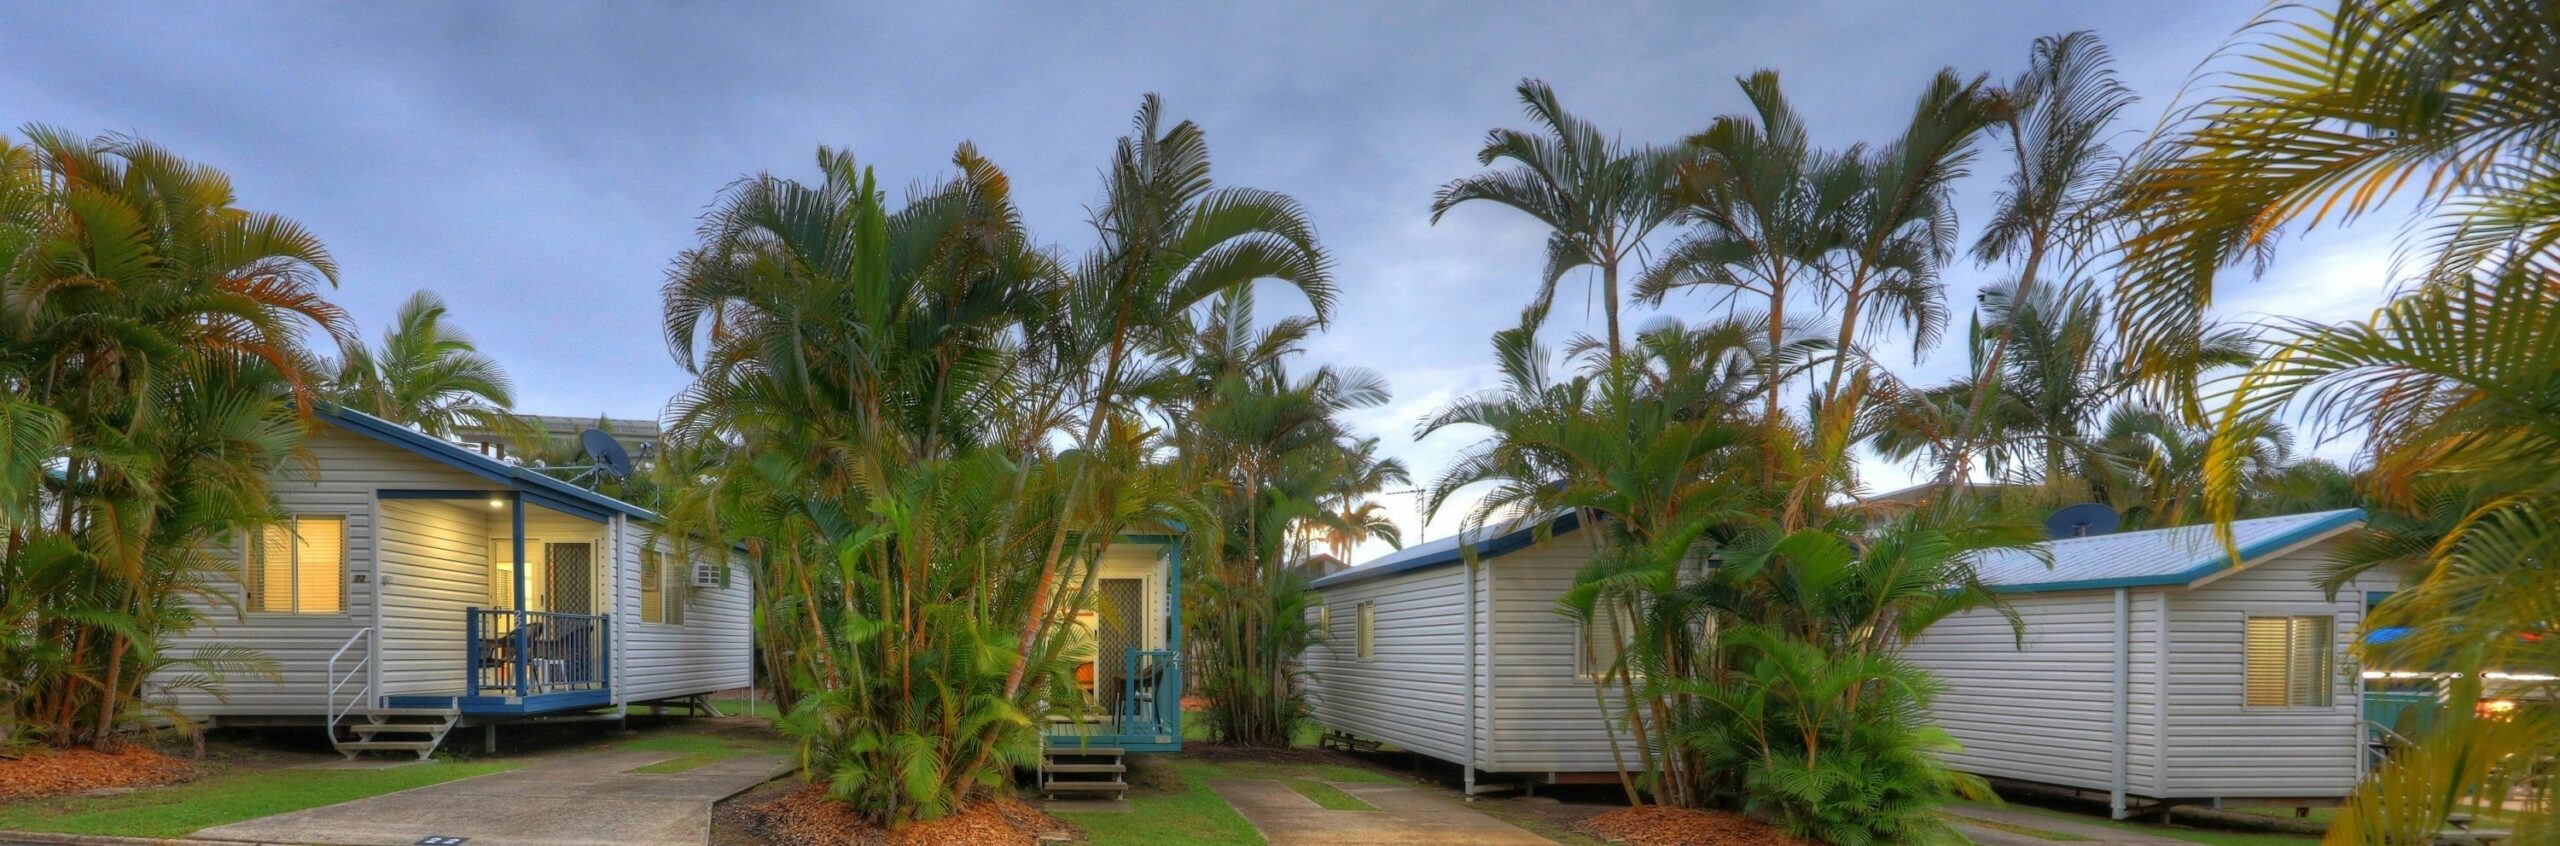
1042, 763, 1125, 774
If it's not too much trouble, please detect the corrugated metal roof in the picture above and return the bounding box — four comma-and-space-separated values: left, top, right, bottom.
1973, 508, 2366, 593
1308, 512, 1581, 589
1310, 507, 2366, 595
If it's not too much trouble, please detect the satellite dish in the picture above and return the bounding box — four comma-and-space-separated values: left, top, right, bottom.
579, 428, 632, 480
2044, 503, 2120, 539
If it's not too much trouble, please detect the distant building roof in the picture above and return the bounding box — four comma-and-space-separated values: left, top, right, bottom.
1972, 508, 2366, 593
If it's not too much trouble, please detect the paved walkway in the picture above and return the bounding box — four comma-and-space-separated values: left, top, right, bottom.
1945, 804, 2192, 846
191, 750, 786, 846
1209, 779, 1555, 846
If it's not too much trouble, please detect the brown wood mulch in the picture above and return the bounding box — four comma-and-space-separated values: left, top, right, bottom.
0, 745, 194, 800
739, 785, 1075, 846
1574, 805, 1818, 846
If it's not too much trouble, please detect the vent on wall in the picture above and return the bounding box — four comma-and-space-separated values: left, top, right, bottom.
690, 562, 720, 588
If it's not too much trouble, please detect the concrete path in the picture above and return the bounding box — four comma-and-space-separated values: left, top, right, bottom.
191, 750, 786, 846
1209, 779, 1554, 846
1945, 804, 2191, 845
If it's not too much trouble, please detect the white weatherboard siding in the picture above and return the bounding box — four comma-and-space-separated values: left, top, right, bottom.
1305, 564, 1477, 765
2161, 539, 2377, 798
158, 427, 490, 715
1487, 539, 1627, 773
617, 527, 753, 703
1906, 589, 2166, 796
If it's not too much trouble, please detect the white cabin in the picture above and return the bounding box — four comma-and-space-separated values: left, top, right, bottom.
1905, 508, 2395, 815
155, 407, 752, 756
1304, 508, 2396, 808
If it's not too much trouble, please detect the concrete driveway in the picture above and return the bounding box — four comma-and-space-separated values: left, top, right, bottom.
1209, 779, 1555, 846
191, 750, 785, 846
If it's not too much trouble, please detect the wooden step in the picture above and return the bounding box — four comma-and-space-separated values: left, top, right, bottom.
360, 707, 461, 718
336, 740, 440, 753
1041, 763, 1125, 774
1043, 746, 1124, 757
347, 723, 448, 735
1040, 780, 1128, 793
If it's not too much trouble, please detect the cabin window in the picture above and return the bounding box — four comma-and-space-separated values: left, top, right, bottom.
1313, 604, 1330, 639
1579, 601, 1641, 679
1355, 602, 1375, 660
641, 550, 685, 625
2246, 615, 2335, 707
249, 515, 345, 614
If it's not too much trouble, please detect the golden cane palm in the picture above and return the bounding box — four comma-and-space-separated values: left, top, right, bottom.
2129, 3, 2560, 841
1435, 79, 1679, 367
0, 126, 343, 747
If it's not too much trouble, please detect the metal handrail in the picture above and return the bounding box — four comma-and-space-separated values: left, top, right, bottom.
327, 627, 374, 731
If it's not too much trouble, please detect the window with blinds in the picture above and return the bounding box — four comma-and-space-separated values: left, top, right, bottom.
250, 516, 345, 614
1314, 604, 1330, 639
2245, 615, 2335, 707
639, 550, 684, 625
1355, 602, 1375, 660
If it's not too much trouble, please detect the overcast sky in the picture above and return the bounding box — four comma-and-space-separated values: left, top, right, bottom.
3, 2, 2400, 560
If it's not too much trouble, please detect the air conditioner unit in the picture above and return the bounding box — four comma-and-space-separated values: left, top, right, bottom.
690, 562, 720, 588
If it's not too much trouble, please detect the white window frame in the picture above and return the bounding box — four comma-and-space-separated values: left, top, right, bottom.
1355, 601, 1375, 661
1313, 604, 1331, 640
1578, 600, 1644, 681
639, 549, 686, 627
2244, 614, 2337, 709
246, 514, 350, 616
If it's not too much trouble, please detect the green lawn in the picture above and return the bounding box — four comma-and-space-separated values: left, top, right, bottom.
1056, 759, 1269, 846
617, 725, 790, 774
0, 760, 516, 838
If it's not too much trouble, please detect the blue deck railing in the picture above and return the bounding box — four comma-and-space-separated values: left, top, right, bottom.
466, 608, 609, 698
1115, 649, 1181, 739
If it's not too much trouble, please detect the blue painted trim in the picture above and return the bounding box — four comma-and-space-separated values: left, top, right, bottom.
316, 406, 655, 523
1991, 508, 2368, 594
384, 689, 612, 716
2365, 591, 2396, 606
1308, 511, 1583, 590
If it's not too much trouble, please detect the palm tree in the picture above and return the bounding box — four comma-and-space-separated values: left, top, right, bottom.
1434, 79, 1678, 367
1006, 95, 1337, 706
328, 290, 521, 441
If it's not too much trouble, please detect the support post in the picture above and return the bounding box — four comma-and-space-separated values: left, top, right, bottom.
512, 493, 529, 699
2111, 586, 2131, 820
1463, 556, 1478, 801
483, 722, 496, 754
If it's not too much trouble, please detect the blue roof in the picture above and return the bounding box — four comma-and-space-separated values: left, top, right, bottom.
1309, 511, 1582, 589
1973, 508, 2367, 593
317, 406, 661, 523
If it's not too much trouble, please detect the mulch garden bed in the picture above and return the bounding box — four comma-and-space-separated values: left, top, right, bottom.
1575, 805, 1818, 846
0, 745, 194, 801
731, 784, 1074, 846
